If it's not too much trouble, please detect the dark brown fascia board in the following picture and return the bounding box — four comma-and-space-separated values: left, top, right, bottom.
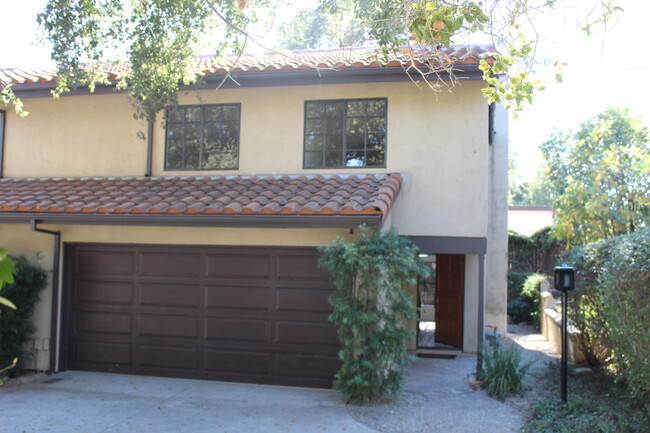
10, 65, 483, 99
0, 212, 382, 229
408, 235, 487, 255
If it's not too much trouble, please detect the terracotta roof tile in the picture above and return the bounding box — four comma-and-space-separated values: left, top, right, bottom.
1, 46, 494, 85
0, 174, 402, 220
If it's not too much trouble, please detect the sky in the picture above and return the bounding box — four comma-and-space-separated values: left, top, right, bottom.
1, 0, 649, 183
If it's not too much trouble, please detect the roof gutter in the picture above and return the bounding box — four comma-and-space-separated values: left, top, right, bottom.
0, 212, 382, 229
10, 65, 484, 99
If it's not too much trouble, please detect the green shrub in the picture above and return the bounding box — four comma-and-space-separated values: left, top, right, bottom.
521, 273, 548, 330
476, 342, 532, 400
507, 271, 533, 301
0, 255, 48, 377
562, 228, 650, 402
598, 229, 650, 400
319, 226, 429, 404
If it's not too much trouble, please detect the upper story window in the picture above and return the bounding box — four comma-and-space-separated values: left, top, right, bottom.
303, 98, 387, 168
165, 104, 240, 170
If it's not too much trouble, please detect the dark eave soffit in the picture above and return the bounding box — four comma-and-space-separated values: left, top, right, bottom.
0, 212, 382, 229
10, 65, 484, 99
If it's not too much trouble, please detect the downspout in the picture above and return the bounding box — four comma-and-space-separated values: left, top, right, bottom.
30, 220, 61, 374
145, 119, 154, 177
476, 253, 486, 372
0, 109, 5, 178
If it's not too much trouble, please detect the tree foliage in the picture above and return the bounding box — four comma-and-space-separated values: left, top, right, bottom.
318, 226, 429, 403
37, 0, 270, 121
0, 0, 622, 119
0, 248, 16, 310
540, 108, 650, 247
279, 0, 620, 112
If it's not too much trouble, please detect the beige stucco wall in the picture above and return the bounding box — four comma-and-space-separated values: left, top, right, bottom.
5, 81, 489, 238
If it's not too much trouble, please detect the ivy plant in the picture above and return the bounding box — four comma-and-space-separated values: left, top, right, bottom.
319, 226, 429, 403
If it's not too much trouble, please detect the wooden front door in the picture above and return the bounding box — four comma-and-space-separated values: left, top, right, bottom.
435, 254, 465, 347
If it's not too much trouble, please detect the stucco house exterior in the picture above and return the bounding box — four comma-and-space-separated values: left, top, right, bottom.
0, 46, 508, 389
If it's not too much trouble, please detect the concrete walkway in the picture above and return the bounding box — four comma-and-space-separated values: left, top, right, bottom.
0, 371, 375, 433
0, 325, 555, 433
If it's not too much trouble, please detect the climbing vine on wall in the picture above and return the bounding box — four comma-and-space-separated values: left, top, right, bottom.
319, 226, 429, 403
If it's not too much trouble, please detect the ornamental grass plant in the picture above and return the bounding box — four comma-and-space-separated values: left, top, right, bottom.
476, 342, 533, 400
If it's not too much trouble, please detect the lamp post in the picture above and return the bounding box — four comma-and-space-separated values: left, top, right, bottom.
554, 264, 575, 403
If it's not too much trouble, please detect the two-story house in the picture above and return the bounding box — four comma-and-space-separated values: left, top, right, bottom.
0, 46, 508, 388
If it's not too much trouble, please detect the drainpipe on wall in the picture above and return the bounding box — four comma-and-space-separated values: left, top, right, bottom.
476, 253, 486, 372
0, 109, 5, 178
30, 220, 61, 374
145, 120, 154, 177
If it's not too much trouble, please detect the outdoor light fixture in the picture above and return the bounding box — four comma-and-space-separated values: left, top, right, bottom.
554, 264, 575, 292
554, 264, 575, 403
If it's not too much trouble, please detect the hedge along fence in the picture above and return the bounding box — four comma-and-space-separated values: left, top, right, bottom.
508, 227, 566, 274
563, 228, 650, 401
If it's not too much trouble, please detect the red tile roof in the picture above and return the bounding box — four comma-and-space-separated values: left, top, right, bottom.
0, 45, 494, 85
0, 174, 402, 220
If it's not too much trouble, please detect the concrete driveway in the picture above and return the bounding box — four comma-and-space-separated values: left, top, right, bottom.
0, 371, 375, 433
0, 331, 551, 433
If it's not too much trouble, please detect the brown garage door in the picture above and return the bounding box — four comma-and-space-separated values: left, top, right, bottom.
65, 244, 341, 388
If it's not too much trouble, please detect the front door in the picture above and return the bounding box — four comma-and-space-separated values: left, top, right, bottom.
434, 254, 465, 347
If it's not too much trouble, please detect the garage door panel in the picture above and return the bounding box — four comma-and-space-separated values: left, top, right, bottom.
75, 280, 134, 305
137, 345, 199, 370
275, 353, 341, 379
74, 340, 133, 365
206, 253, 271, 279
205, 350, 270, 375
276, 287, 332, 313
138, 314, 199, 339
276, 254, 331, 281
275, 321, 340, 347
67, 244, 339, 388
139, 283, 201, 308
206, 286, 270, 311
76, 251, 135, 276
205, 318, 269, 343
140, 252, 201, 277
75, 311, 133, 335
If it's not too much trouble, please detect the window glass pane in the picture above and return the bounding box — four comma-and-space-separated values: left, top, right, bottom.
325, 150, 343, 167
168, 107, 185, 123
306, 102, 325, 118
305, 119, 325, 135
325, 102, 345, 118
167, 124, 184, 140
305, 135, 324, 151
204, 122, 219, 140
304, 151, 323, 168
346, 134, 365, 150
203, 152, 237, 170
186, 107, 201, 122
367, 133, 386, 150
204, 106, 222, 122
367, 100, 386, 116
166, 139, 184, 169
185, 123, 201, 139
347, 101, 366, 116
346, 117, 366, 135
185, 138, 200, 169
221, 105, 239, 121
345, 151, 365, 167
326, 118, 344, 135
367, 117, 386, 134
325, 135, 343, 151
366, 150, 385, 166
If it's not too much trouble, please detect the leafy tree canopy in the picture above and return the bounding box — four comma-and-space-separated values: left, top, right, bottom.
540, 107, 650, 246
1, 0, 621, 119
